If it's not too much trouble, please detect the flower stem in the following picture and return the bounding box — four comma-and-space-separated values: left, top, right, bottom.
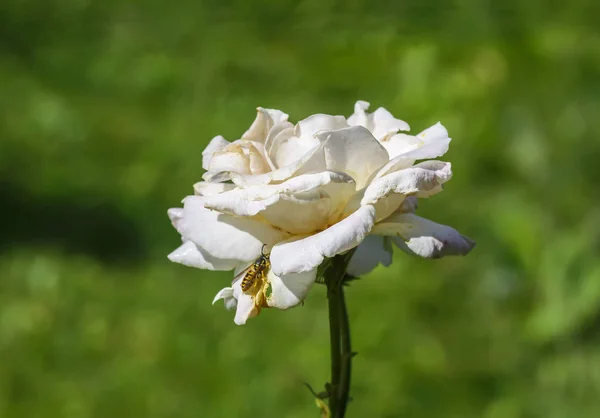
325, 251, 356, 417
338, 283, 352, 418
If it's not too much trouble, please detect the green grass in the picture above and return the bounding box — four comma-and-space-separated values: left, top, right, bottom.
1, 1, 600, 416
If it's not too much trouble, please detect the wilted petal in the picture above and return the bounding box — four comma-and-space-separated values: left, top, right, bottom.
242, 107, 289, 142
202, 135, 230, 171
267, 268, 318, 309
169, 196, 289, 266
347, 235, 393, 276
271, 205, 377, 275
316, 126, 389, 189
212, 287, 237, 311
372, 213, 475, 258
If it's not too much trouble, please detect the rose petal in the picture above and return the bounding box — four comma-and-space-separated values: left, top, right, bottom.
267, 268, 318, 309
372, 213, 476, 258
362, 161, 452, 206
348, 101, 410, 140
391, 122, 451, 160
202, 135, 230, 171
270, 205, 377, 275
346, 235, 393, 276
168, 240, 237, 270
347, 100, 370, 127
203, 171, 356, 234
371, 107, 411, 139
169, 196, 289, 266
241, 107, 289, 142
230, 141, 327, 186
212, 287, 237, 311
193, 182, 235, 196
316, 125, 389, 189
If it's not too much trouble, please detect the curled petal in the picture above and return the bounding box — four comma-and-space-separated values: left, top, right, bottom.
316, 125, 389, 189
270, 205, 377, 275
371, 107, 411, 140
347, 235, 393, 276
372, 213, 476, 258
390, 122, 451, 160
212, 287, 237, 311
169, 196, 289, 266
168, 240, 237, 270
202, 135, 230, 171
295, 114, 348, 139
348, 100, 410, 140
362, 161, 452, 206
242, 107, 289, 142
267, 268, 318, 309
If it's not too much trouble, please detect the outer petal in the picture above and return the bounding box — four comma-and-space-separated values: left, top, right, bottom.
202, 135, 230, 170
267, 268, 318, 309
242, 107, 289, 142
316, 125, 389, 189
169, 196, 289, 266
212, 287, 237, 311
270, 205, 377, 275
168, 240, 235, 270
347, 235, 393, 276
362, 161, 452, 206
347, 100, 370, 127
389, 122, 451, 160
372, 213, 476, 258
371, 107, 411, 140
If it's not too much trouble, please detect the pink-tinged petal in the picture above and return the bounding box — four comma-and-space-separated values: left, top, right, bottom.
372, 213, 476, 258
316, 126, 389, 189
266, 269, 318, 309
346, 235, 393, 276
270, 205, 377, 275
202, 135, 230, 170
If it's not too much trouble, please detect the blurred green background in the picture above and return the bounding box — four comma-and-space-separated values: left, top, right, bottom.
1, 1, 600, 417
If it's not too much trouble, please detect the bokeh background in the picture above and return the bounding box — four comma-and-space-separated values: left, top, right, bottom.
1, 1, 600, 417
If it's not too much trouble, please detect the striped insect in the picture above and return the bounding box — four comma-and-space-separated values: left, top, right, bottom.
237, 244, 271, 292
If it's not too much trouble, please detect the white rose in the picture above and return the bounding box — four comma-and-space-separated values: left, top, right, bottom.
168, 101, 475, 325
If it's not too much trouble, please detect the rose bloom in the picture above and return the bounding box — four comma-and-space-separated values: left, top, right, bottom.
168, 101, 475, 324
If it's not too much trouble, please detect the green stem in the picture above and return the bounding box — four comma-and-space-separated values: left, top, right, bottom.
327, 281, 341, 417
338, 284, 352, 418
325, 251, 356, 418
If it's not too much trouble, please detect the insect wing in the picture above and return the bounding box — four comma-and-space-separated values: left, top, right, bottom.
231, 263, 252, 286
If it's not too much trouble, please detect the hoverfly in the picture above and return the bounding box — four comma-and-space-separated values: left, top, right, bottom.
236, 244, 271, 292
